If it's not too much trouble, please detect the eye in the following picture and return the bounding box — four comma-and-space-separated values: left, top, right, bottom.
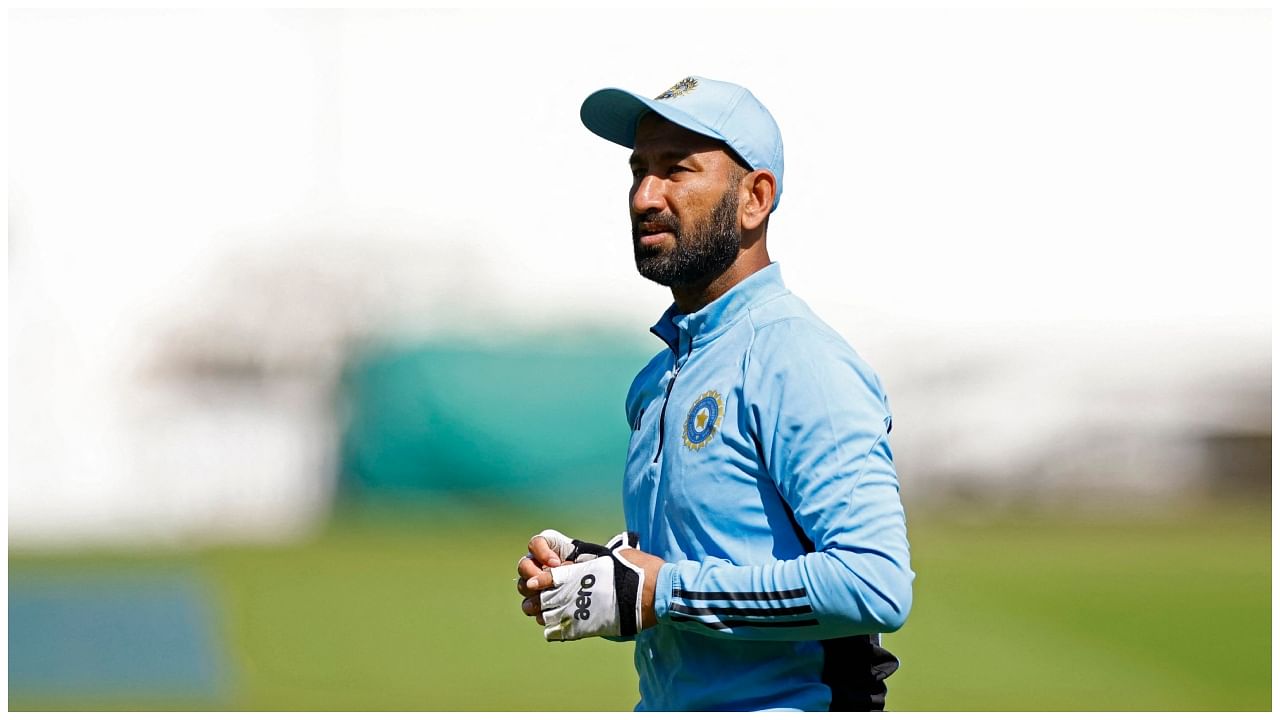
668, 165, 689, 175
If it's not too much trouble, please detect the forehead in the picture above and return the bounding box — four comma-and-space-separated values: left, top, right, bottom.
631, 113, 731, 160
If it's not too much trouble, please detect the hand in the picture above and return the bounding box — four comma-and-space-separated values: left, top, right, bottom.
516, 530, 636, 626
526, 547, 664, 641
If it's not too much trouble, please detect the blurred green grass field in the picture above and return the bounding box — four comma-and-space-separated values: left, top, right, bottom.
9, 503, 1270, 711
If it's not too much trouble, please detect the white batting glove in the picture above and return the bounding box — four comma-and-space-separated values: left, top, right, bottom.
538, 533, 644, 642
533, 528, 635, 565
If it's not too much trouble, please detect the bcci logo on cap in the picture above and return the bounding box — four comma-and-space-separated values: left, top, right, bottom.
655, 77, 698, 101
683, 390, 724, 451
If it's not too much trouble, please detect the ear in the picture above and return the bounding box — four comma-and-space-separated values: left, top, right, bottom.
739, 169, 776, 232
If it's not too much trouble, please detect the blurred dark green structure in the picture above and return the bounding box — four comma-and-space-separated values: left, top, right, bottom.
339, 333, 656, 510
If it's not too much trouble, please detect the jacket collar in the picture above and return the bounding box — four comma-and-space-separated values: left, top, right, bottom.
650, 262, 789, 356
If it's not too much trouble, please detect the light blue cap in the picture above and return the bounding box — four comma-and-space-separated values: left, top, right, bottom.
580, 75, 785, 211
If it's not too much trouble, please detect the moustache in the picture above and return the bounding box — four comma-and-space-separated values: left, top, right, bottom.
632, 211, 682, 242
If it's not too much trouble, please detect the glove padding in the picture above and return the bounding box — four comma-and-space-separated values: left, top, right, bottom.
538, 532, 644, 642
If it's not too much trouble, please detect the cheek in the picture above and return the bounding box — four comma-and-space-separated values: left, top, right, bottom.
680, 188, 725, 223
670, 184, 711, 214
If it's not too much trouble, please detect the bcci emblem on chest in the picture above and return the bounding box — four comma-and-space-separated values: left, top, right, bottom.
683, 390, 724, 451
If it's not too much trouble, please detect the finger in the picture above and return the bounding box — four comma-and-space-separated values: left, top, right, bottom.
525, 568, 557, 592
519, 557, 576, 597
517, 557, 543, 597
528, 535, 562, 568
522, 595, 542, 618
518, 555, 541, 579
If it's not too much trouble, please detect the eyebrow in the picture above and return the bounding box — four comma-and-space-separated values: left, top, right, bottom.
629, 148, 694, 168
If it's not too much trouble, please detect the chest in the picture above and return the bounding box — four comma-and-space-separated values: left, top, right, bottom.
623, 346, 785, 560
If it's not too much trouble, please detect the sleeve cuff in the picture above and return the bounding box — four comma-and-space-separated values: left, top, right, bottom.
653, 560, 678, 621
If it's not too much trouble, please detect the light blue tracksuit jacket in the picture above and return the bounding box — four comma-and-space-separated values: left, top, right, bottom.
622, 262, 914, 712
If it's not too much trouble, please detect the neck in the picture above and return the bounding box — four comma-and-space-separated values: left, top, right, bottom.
670, 246, 771, 314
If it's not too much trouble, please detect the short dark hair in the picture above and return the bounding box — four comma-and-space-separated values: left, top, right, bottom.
723, 145, 752, 176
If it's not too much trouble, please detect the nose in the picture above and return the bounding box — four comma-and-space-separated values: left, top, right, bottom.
631, 174, 666, 215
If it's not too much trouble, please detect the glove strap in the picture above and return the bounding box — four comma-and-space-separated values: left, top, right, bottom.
565, 539, 611, 561
612, 550, 643, 638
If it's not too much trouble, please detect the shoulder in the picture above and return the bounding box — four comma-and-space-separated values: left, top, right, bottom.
744, 296, 885, 397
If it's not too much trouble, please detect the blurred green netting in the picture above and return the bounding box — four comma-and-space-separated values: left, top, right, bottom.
339, 336, 655, 509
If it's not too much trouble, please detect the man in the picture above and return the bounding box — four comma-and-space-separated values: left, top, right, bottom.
515, 75, 914, 712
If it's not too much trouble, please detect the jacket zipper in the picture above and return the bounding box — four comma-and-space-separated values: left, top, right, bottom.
652, 351, 687, 463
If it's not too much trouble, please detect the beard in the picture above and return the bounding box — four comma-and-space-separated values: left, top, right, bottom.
632, 187, 741, 288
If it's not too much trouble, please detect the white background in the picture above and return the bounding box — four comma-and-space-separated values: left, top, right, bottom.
8, 8, 1272, 544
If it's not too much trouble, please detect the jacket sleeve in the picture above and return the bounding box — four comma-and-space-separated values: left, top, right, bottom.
652, 319, 914, 641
